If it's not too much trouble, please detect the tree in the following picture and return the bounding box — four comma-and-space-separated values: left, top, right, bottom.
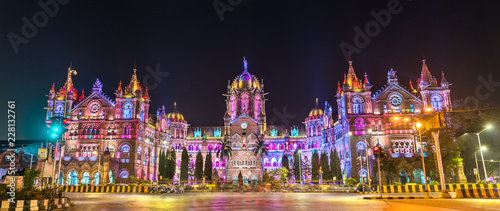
293, 149, 301, 183
180, 147, 189, 183
311, 151, 319, 183
194, 151, 204, 182
331, 148, 342, 184
281, 153, 290, 179
167, 149, 176, 179
252, 138, 268, 158
379, 155, 398, 184
204, 151, 213, 180
238, 171, 243, 186
159, 150, 165, 177
23, 169, 40, 190
216, 139, 233, 172
320, 152, 331, 183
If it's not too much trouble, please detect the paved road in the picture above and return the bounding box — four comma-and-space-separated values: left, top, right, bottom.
63, 192, 500, 210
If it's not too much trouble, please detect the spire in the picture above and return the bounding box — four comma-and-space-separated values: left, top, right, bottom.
50, 83, 55, 93
409, 80, 414, 90
127, 64, 139, 93
337, 81, 342, 95
243, 56, 248, 74
347, 60, 359, 89
92, 78, 103, 93
441, 71, 448, 84
143, 87, 150, 101
174, 102, 177, 110
419, 58, 434, 87
363, 72, 371, 89
117, 81, 122, 92
315, 98, 318, 106
78, 89, 85, 102
343, 74, 347, 85
60, 64, 77, 95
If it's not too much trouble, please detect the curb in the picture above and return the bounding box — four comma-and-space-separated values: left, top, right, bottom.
0, 197, 70, 210
358, 191, 379, 194
363, 196, 437, 199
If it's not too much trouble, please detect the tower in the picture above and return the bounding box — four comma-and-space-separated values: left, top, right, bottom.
418, 59, 452, 112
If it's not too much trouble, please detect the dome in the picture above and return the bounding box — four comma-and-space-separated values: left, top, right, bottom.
166, 102, 185, 121
166, 110, 184, 121
231, 57, 262, 90
308, 98, 323, 117
308, 107, 324, 117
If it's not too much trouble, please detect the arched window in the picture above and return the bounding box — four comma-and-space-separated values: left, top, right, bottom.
94, 172, 101, 185
352, 96, 364, 114
241, 93, 249, 114
431, 94, 443, 111
120, 171, 129, 179
82, 172, 90, 184
254, 95, 261, 119
122, 102, 133, 119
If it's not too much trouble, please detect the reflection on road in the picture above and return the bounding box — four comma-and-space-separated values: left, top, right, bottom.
64, 192, 500, 211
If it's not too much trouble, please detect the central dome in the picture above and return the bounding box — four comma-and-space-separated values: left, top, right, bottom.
231, 57, 261, 90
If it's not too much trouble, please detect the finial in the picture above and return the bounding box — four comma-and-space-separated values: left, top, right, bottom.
134, 59, 137, 69
315, 98, 318, 106
69, 61, 72, 69
243, 56, 248, 73
174, 102, 177, 110
409, 80, 414, 90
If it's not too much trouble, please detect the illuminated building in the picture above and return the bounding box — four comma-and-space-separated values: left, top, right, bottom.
44, 57, 455, 185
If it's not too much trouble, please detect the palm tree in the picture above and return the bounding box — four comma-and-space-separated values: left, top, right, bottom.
216, 139, 233, 182
252, 138, 268, 171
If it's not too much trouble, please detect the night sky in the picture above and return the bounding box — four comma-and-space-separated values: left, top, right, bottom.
1, 0, 500, 141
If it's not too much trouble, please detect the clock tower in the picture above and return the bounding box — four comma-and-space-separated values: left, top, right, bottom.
222, 57, 266, 183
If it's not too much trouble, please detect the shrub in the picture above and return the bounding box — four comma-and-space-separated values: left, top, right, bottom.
344, 178, 358, 186
431, 181, 439, 185
394, 182, 401, 185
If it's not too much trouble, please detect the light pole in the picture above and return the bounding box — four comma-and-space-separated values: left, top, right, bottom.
415, 122, 429, 199
365, 130, 372, 191
466, 125, 492, 182
475, 147, 486, 182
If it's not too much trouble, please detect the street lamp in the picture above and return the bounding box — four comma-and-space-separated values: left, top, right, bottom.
466, 125, 492, 181
414, 122, 429, 199
474, 147, 486, 182
365, 129, 372, 191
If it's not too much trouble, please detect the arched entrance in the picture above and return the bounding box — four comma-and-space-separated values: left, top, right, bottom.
109, 170, 114, 184
413, 168, 424, 184
94, 172, 101, 185
68, 171, 78, 186
82, 172, 90, 184
399, 170, 409, 184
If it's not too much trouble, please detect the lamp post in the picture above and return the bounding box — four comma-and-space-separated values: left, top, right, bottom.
365, 129, 372, 191
466, 125, 492, 182
415, 122, 429, 199
475, 147, 486, 182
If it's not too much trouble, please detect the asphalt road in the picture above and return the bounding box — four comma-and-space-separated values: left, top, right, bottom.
63, 192, 500, 210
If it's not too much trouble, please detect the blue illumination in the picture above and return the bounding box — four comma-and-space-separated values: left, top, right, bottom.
214, 128, 221, 137
291, 126, 299, 136
271, 128, 277, 136
194, 128, 202, 137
